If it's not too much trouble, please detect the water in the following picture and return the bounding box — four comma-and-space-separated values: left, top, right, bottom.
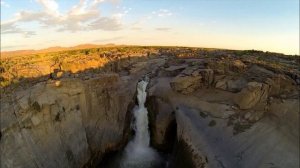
101, 79, 164, 168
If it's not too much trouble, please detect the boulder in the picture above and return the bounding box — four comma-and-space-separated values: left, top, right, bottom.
215, 75, 247, 92
55, 80, 62, 87
165, 64, 188, 72
227, 78, 247, 92
265, 74, 297, 96
234, 82, 270, 109
198, 69, 214, 87
214, 75, 227, 90
158, 64, 188, 77
215, 79, 227, 90
243, 109, 266, 122
245, 65, 275, 82
181, 66, 197, 76
170, 74, 202, 94
230, 60, 246, 72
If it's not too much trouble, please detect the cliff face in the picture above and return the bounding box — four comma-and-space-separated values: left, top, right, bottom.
0, 74, 136, 168
0, 56, 166, 168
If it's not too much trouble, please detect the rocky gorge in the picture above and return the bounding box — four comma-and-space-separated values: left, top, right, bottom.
0, 47, 299, 168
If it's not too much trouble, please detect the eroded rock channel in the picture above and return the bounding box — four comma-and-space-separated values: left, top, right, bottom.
1, 49, 299, 168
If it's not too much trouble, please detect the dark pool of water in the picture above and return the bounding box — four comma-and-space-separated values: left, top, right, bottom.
98, 150, 170, 168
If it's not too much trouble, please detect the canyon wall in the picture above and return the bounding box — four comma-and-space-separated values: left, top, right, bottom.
0, 57, 165, 168
1, 74, 135, 168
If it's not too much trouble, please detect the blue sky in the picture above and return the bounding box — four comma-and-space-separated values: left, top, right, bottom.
1, 0, 299, 54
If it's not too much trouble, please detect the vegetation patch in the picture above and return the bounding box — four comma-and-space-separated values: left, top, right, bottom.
199, 111, 208, 118
208, 120, 216, 127
233, 123, 252, 135
32, 102, 41, 112
55, 113, 61, 122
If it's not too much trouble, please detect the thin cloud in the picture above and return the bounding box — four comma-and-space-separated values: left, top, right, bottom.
1, 19, 36, 37
131, 20, 144, 31
155, 27, 171, 31
0, 0, 126, 36
152, 9, 173, 17
130, 9, 173, 31
0, 0, 10, 8
130, 15, 153, 31
89, 16, 123, 31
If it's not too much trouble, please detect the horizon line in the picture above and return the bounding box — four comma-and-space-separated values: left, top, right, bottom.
1, 42, 299, 56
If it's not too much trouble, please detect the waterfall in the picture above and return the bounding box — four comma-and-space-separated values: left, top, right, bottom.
120, 79, 162, 168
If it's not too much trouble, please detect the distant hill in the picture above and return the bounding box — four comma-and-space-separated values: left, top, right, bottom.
1, 43, 118, 58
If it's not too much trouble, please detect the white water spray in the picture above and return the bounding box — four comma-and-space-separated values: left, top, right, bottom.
120, 79, 162, 168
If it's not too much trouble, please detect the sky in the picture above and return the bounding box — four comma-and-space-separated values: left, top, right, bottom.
1, 0, 299, 55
